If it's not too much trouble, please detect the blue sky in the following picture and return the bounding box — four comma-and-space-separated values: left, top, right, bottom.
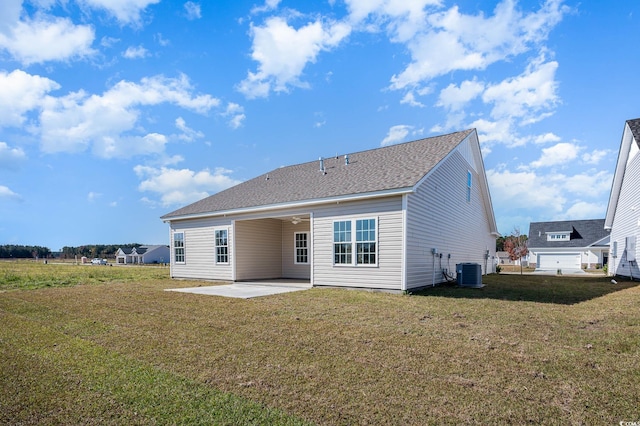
1, 0, 638, 250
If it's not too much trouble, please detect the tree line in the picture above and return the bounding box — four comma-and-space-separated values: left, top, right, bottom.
60, 244, 142, 259
0, 244, 143, 259
0, 245, 51, 259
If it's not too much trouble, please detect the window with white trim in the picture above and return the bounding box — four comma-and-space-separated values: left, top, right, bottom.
294, 232, 309, 264
173, 232, 185, 263
333, 218, 377, 266
547, 232, 570, 241
215, 229, 229, 264
466, 170, 472, 203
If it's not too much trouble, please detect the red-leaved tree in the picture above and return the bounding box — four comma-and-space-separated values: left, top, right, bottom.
504, 227, 529, 275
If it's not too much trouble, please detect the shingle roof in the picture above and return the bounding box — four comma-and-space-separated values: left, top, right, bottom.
162, 129, 474, 220
627, 118, 640, 146
528, 219, 608, 248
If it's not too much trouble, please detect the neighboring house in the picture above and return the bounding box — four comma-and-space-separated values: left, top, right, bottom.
115, 245, 169, 264
528, 219, 609, 271
604, 118, 640, 278
161, 129, 499, 292
496, 251, 524, 266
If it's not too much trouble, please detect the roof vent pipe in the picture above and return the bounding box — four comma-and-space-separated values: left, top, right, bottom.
319, 157, 325, 173
345, 154, 349, 165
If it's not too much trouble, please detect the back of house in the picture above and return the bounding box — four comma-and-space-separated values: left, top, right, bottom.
161, 129, 498, 291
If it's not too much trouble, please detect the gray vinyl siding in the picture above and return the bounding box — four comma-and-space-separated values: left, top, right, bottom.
170, 217, 233, 280
312, 196, 404, 290
610, 150, 640, 277
235, 219, 282, 280
405, 148, 496, 290
281, 221, 311, 279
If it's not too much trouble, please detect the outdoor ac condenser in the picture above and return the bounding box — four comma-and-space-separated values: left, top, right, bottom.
456, 263, 483, 288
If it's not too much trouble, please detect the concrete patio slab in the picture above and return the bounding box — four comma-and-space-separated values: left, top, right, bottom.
165, 281, 311, 299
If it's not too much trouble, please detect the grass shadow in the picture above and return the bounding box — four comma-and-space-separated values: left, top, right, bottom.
411, 273, 640, 305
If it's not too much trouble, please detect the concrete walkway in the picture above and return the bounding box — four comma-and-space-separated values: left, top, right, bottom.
165, 280, 312, 299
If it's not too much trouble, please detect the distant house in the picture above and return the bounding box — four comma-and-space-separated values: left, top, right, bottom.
527, 219, 609, 271
605, 118, 640, 278
496, 251, 521, 265
161, 129, 499, 292
115, 245, 169, 264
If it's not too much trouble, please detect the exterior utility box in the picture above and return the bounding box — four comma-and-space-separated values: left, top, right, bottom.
456, 263, 483, 288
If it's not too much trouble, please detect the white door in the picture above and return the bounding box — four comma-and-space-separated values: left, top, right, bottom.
538, 253, 581, 269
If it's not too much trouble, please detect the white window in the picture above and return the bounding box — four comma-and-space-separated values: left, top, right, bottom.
547, 232, 570, 241
173, 232, 185, 263
333, 221, 352, 265
215, 229, 229, 264
294, 232, 309, 264
466, 171, 472, 203
333, 218, 377, 266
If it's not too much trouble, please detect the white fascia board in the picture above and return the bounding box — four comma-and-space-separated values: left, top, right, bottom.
162, 187, 414, 222
605, 122, 635, 229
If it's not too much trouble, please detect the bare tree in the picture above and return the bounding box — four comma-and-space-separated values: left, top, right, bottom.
504, 227, 529, 275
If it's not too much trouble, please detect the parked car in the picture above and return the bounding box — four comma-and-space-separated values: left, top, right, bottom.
91, 258, 107, 265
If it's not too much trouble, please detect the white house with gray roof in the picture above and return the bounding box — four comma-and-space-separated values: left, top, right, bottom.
161, 129, 498, 292
528, 219, 609, 271
605, 118, 640, 278
115, 245, 169, 264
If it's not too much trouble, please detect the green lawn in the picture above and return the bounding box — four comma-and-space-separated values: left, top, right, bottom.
1, 262, 639, 424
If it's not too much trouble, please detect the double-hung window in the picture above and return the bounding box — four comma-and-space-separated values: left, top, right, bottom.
333, 218, 377, 266
173, 232, 185, 263
215, 229, 229, 264
294, 232, 309, 264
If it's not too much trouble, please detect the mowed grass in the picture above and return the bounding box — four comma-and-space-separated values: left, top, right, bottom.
1, 262, 639, 424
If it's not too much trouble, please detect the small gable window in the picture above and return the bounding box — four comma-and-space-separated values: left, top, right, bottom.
466, 171, 472, 203
547, 232, 570, 241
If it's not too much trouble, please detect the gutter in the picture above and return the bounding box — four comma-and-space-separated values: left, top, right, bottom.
161, 187, 414, 222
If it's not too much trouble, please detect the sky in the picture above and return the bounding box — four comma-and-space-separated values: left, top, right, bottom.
1, 0, 639, 251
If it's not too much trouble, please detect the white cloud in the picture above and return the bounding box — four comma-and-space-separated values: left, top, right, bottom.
134, 165, 242, 206
39, 74, 220, 157
87, 191, 102, 202
400, 91, 424, 107
79, 0, 161, 25
533, 132, 561, 144
561, 201, 606, 220
561, 170, 612, 197
222, 103, 246, 129
345, 0, 438, 42
436, 79, 485, 112
175, 117, 204, 141
238, 16, 351, 98
0, 185, 21, 201
388, 0, 568, 89
93, 133, 168, 158
0, 16, 95, 65
184, 2, 201, 20
101, 36, 120, 48
251, 0, 282, 15
122, 45, 149, 59
0, 142, 26, 170
482, 58, 559, 123
487, 167, 566, 214
582, 149, 611, 165
381, 124, 415, 146
0, 70, 60, 128
530, 142, 580, 168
